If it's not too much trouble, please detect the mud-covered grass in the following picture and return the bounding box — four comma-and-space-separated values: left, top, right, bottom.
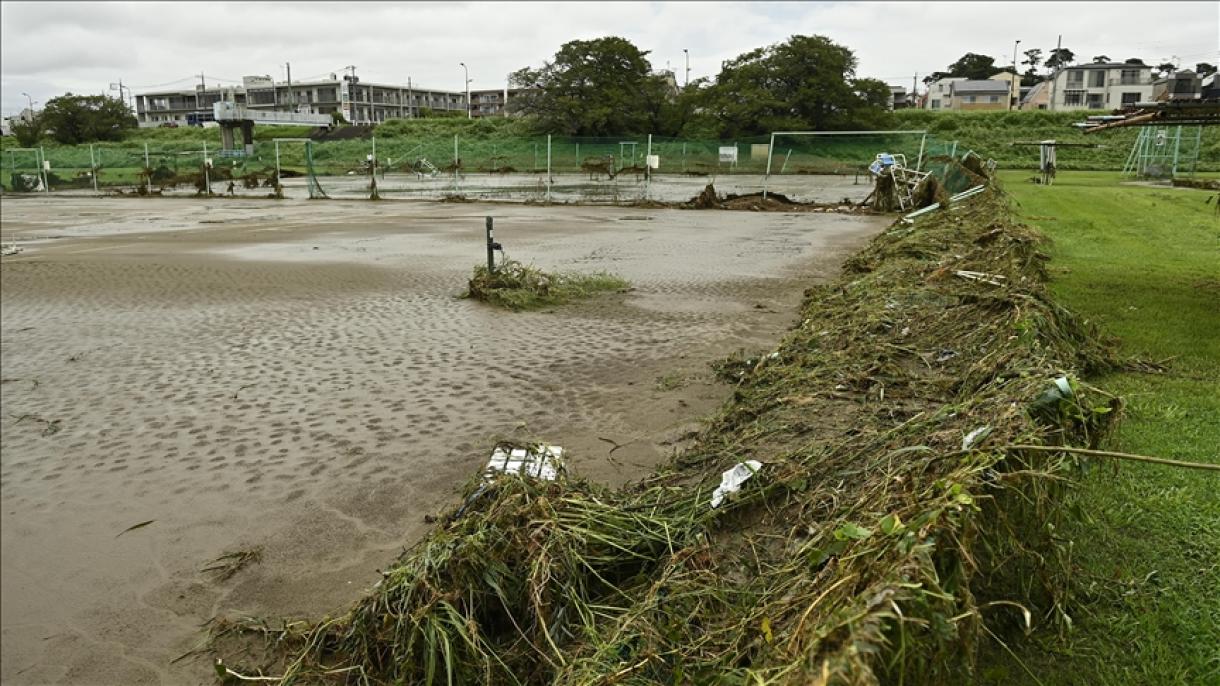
462, 260, 629, 311
207, 167, 1148, 685
980, 170, 1220, 686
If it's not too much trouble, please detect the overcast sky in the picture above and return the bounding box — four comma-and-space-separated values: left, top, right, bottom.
2, 1, 1217, 116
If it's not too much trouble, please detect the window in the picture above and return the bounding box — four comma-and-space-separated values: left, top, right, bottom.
1087, 93, 1104, 108
1063, 90, 1084, 106
1089, 70, 1105, 87
965, 95, 976, 103
930, 98, 941, 109
1121, 92, 1140, 105
1067, 69, 1084, 87
1121, 69, 1140, 85
989, 95, 1000, 103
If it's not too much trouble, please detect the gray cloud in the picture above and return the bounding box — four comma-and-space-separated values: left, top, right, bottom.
2, 1, 1216, 117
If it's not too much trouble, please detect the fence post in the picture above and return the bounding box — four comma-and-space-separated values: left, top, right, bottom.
143, 143, 151, 194
486, 216, 496, 274
916, 132, 927, 172
762, 133, 776, 200
203, 141, 211, 195
89, 144, 98, 193
682, 142, 687, 172
546, 134, 552, 202
275, 140, 281, 183
645, 133, 652, 196
40, 146, 49, 194
575, 142, 579, 169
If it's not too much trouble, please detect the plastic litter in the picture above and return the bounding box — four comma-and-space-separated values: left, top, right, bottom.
485, 444, 563, 481
711, 460, 763, 508
962, 426, 992, 450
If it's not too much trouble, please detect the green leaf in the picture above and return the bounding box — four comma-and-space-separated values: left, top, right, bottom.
834, 522, 873, 541
880, 513, 905, 535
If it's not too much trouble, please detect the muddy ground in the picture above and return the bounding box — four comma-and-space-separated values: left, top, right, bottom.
0, 196, 886, 684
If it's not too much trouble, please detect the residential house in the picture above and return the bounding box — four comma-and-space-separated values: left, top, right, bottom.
949, 80, 1011, 110
1153, 70, 1203, 102
1047, 62, 1154, 110
888, 86, 909, 110
1203, 73, 1220, 101
922, 77, 966, 110
989, 69, 1022, 108
1020, 80, 1052, 110
469, 88, 529, 117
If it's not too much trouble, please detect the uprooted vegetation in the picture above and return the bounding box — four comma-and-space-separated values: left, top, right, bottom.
462, 260, 630, 311
210, 184, 1123, 684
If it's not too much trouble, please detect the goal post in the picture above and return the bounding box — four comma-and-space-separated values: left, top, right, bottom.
273, 138, 327, 199
762, 130, 929, 199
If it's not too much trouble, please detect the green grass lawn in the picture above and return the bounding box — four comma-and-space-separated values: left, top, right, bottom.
981, 171, 1220, 685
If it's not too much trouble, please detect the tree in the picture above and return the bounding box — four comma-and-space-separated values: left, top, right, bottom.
1195, 62, 1216, 76
1044, 48, 1076, 72
39, 93, 136, 144
1155, 62, 1177, 78
1124, 58, 1147, 65
10, 114, 42, 147
1092, 55, 1111, 63
945, 52, 998, 80
507, 36, 668, 136
692, 34, 886, 137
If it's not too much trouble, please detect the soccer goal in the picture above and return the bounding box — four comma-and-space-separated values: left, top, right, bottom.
761, 130, 930, 200
273, 138, 328, 199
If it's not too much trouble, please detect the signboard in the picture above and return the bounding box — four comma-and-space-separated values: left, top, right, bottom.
646, 154, 660, 169
718, 146, 738, 163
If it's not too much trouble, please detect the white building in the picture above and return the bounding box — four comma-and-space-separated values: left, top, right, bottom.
1047, 62, 1155, 110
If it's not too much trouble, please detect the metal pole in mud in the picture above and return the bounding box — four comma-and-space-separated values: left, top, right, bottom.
486, 216, 495, 274
546, 134, 552, 202
202, 141, 210, 195
89, 144, 98, 193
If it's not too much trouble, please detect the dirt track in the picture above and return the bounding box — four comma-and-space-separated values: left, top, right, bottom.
0, 196, 885, 684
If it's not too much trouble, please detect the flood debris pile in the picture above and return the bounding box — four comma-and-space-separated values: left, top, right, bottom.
462, 260, 629, 311
213, 184, 1121, 685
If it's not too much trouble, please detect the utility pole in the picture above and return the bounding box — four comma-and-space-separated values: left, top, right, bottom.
1011, 39, 1022, 110
286, 62, 293, 111
460, 62, 471, 119
196, 72, 206, 110
912, 73, 918, 108
683, 48, 690, 87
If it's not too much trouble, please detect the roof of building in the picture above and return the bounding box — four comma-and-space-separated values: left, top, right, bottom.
952, 79, 1010, 94
1060, 62, 1148, 71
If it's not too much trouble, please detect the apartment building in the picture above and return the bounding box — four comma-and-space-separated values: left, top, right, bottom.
468, 88, 529, 117
136, 74, 465, 126
1047, 62, 1154, 110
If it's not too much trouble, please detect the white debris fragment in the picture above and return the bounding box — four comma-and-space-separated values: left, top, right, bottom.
1, 244, 23, 257
485, 444, 563, 481
710, 460, 763, 508
962, 426, 992, 450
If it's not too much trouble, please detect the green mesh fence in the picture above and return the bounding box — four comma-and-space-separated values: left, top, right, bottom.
1, 131, 965, 204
